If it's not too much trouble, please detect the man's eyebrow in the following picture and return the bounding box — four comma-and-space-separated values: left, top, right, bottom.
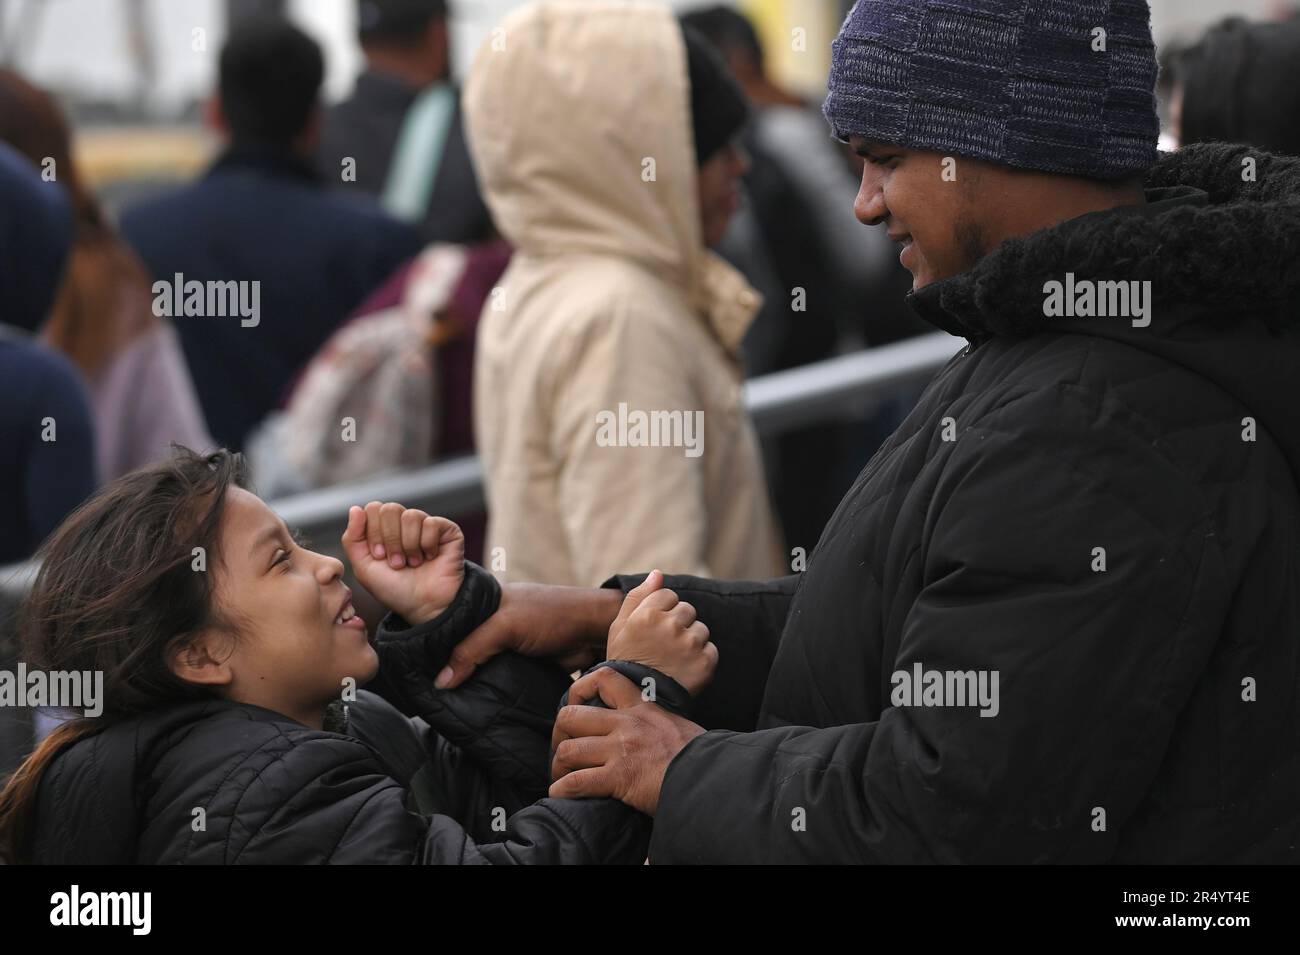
852, 139, 891, 156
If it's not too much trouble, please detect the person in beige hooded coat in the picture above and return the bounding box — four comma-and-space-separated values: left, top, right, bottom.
463, 1, 785, 586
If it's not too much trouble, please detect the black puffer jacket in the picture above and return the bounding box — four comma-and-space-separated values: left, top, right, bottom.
29, 564, 683, 864
609, 143, 1300, 863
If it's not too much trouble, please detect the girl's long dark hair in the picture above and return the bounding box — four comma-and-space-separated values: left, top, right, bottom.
0, 447, 247, 863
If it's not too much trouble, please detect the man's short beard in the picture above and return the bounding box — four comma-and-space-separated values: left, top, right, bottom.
953, 218, 988, 273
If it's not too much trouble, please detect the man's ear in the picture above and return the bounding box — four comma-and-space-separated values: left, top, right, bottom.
168, 631, 235, 688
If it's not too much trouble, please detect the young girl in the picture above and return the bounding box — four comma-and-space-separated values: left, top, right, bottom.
0, 447, 713, 864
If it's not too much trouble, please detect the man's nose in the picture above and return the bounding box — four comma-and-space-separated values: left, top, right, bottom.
855, 166, 887, 226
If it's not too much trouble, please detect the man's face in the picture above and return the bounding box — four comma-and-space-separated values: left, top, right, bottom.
850, 136, 990, 290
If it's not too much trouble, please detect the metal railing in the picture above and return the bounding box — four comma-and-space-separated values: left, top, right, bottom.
271, 331, 961, 540
1, 331, 961, 594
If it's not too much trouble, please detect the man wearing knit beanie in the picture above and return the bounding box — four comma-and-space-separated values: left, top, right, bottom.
531, 0, 1300, 864
822, 0, 1161, 291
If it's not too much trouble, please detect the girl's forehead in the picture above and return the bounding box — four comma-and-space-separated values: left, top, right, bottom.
219, 488, 283, 560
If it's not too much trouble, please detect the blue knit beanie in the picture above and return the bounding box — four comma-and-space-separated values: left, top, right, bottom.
823, 0, 1160, 180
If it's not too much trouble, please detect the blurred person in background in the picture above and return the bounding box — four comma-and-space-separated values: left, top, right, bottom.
244, 238, 510, 571
1170, 16, 1300, 156
681, 7, 848, 378
0, 69, 212, 482
682, 5, 924, 553
0, 142, 96, 565
464, 2, 785, 586
120, 15, 421, 453
319, 0, 494, 244
682, 5, 904, 344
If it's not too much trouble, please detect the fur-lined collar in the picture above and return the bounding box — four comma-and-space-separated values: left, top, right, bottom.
908, 142, 1300, 339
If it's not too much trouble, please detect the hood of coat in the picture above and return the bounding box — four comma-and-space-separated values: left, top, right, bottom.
461, 1, 759, 351
908, 141, 1300, 486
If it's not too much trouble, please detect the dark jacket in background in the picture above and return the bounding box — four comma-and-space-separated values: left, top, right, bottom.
0, 144, 95, 563
30, 564, 673, 864
318, 69, 494, 244
119, 146, 422, 452
722, 128, 874, 553
0, 331, 96, 565
606, 143, 1300, 863
0, 142, 73, 334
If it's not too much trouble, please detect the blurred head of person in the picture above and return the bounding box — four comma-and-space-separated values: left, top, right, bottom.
0, 140, 72, 334
0, 447, 378, 862
0, 69, 153, 369
465, 5, 751, 270
1172, 16, 1300, 156
824, 0, 1159, 292
681, 5, 802, 110
357, 0, 451, 89
683, 25, 751, 247
209, 15, 325, 157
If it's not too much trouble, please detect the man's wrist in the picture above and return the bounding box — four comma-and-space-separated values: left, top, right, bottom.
586, 586, 622, 653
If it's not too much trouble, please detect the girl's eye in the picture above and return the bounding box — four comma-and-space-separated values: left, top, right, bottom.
271, 528, 309, 570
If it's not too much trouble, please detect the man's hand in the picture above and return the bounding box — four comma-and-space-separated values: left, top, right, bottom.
549, 667, 706, 816
606, 570, 716, 695
435, 582, 624, 688
342, 503, 464, 626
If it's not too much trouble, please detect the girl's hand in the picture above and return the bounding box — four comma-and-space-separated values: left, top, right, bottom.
605, 570, 717, 696
342, 503, 464, 626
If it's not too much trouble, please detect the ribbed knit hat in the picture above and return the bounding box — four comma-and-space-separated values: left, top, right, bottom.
823, 0, 1160, 180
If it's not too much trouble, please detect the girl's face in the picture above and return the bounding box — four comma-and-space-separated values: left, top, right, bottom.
170, 487, 379, 728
